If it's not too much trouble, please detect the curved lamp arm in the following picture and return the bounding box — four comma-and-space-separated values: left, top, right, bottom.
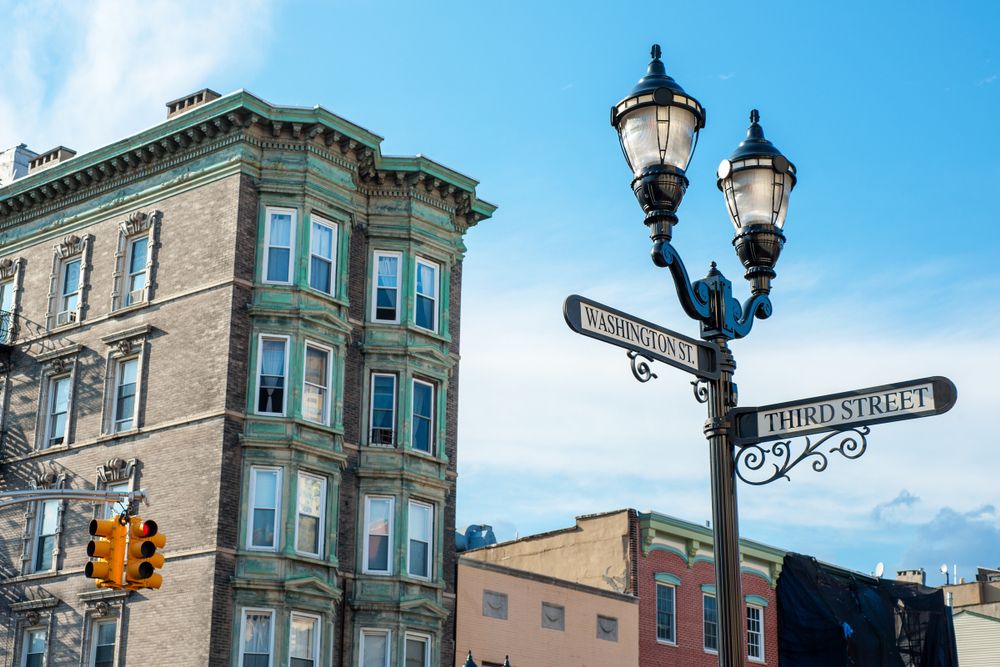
654, 241, 712, 322
731, 293, 772, 339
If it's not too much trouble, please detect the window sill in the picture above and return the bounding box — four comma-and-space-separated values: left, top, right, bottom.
48, 320, 82, 334
98, 427, 141, 442
111, 301, 149, 317
3, 570, 59, 584
656, 639, 678, 647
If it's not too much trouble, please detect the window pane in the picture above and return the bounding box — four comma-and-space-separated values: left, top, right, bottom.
408, 502, 431, 578
412, 382, 433, 452
377, 256, 398, 288
63, 259, 81, 294
254, 470, 277, 505
704, 595, 718, 651
35, 533, 54, 571
416, 263, 436, 298
374, 255, 398, 321
657, 584, 675, 642
252, 470, 278, 548
115, 359, 137, 430
371, 375, 395, 440
269, 214, 291, 246
311, 222, 333, 258
367, 498, 391, 571
39, 500, 59, 535
415, 295, 434, 330
48, 376, 70, 445
405, 636, 427, 667
362, 632, 388, 667
289, 615, 316, 665
258, 339, 286, 414
129, 238, 148, 273
310, 256, 331, 293
297, 475, 324, 555
305, 347, 327, 387
243, 611, 272, 665
266, 247, 289, 282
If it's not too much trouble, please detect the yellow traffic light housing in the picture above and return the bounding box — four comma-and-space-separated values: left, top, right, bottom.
86, 515, 126, 589
125, 517, 165, 590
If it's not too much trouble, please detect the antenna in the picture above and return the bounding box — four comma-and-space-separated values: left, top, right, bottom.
874, 562, 884, 578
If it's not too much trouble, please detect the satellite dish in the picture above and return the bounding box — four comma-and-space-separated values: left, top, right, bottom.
875, 562, 885, 578
940, 564, 948, 574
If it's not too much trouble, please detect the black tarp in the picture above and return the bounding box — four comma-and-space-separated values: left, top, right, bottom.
777, 553, 959, 666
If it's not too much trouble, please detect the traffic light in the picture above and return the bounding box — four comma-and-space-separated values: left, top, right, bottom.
125, 516, 165, 590
86, 515, 126, 589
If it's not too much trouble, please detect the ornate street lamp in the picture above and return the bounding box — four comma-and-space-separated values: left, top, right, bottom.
611, 44, 705, 248
610, 45, 796, 667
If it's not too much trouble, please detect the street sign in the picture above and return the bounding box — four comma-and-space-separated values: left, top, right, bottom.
732, 376, 958, 445
563, 294, 720, 380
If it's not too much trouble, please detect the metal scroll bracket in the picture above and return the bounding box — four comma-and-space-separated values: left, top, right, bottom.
734, 426, 871, 485
627, 351, 658, 382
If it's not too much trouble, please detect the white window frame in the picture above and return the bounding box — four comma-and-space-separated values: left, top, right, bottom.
656, 582, 677, 644
368, 373, 397, 447
0, 279, 16, 343
57, 257, 82, 324
703, 593, 718, 654
90, 618, 117, 667
263, 207, 297, 285
407, 500, 434, 580
413, 257, 439, 333
43, 374, 71, 448
410, 379, 435, 454
255, 334, 290, 416
32, 499, 60, 573
248, 467, 282, 551
302, 342, 332, 425
111, 357, 140, 433
371, 251, 402, 324
124, 236, 150, 307
747, 603, 765, 662
307, 215, 337, 296
295, 472, 326, 558
238, 608, 275, 667
288, 612, 321, 667
21, 626, 47, 667
102, 482, 130, 521
359, 629, 391, 667
403, 632, 431, 667
362, 495, 394, 575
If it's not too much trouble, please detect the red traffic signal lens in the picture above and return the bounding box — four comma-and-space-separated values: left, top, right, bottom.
139, 520, 157, 537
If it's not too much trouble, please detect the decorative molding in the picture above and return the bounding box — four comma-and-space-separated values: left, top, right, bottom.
96, 457, 137, 484
0, 256, 19, 280
654, 572, 682, 586
54, 234, 85, 258
745, 594, 769, 607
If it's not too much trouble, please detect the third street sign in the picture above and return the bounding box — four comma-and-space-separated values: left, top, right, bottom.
732, 376, 958, 446
563, 294, 720, 380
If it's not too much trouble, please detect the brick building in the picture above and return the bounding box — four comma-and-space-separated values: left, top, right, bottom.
460, 509, 783, 666
0, 89, 493, 666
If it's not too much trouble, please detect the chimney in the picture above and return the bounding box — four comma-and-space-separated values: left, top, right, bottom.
896, 568, 926, 586
0, 144, 38, 186
165, 89, 220, 119
28, 146, 77, 175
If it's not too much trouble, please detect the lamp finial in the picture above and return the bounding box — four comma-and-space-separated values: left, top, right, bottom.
651, 44, 661, 61
750, 109, 760, 125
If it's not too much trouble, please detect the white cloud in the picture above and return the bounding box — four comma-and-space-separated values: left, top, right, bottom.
0, 0, 274, 154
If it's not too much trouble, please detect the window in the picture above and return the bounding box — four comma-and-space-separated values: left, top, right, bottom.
407, 501, 433, 579
295, 473, 326, 557
372, 251, 401, 323
704, 594, 718, 652
264, 208, 296, 284
112, 358, 138, 432
414, 258, 439, 332
249, 467, 281, 550
239, 609, 274, 667
103, 482, 130, 521
44, 375, 70, 448
33, 499, 59, 572
369, 374, 396, 446
360, 630, 390, 667
411, 380, 434, 453
747, 604, 764, 661
22, 627, 46, 667
0, 279, 14, 342
656, 583, 676, 643
58, 257, 81, 324
91, 620, 116, 667
256, 336, 288, 415
404, 633, 430, 667
124, 237, 149, 306
302, 343, 331, 425
309, 217, 336, 295
289, 613, 319, 667
363, 496, 393, 574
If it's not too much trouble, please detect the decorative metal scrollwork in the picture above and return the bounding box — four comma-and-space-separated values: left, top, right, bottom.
691, 379, 710, 403
735, 426, 870, 485
627, 351, 658, 383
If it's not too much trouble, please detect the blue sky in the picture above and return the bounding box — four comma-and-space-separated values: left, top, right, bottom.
2, 0, 998, 585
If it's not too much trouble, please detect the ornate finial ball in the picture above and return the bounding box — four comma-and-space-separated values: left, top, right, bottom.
710, 261, 718, 269
651, 44, 662, 60
750, 109, 760, 124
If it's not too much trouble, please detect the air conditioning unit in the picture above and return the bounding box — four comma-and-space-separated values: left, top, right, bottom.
56, 310, 77, 326
126, 289, 144, 305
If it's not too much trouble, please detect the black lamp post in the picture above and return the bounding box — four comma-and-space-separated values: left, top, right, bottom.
611, 45, 796, 667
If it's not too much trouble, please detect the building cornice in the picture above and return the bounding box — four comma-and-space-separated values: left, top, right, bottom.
0, 89, 496, 231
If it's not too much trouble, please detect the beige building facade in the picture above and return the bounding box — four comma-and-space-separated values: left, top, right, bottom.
456, 557, 639, 667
